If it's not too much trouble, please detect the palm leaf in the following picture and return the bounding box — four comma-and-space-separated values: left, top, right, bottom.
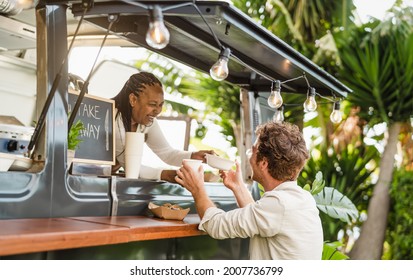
313, 187, 359, 223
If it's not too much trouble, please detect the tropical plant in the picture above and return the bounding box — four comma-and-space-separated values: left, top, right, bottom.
304, 171, 359, 223
338, 6, 413, 259
323, 241, 349, 260
385, 169, 413, 259
68, 119, 85, 150
233, 0, 356, 74
303, 171, 358, 260
299, 139, 377, 244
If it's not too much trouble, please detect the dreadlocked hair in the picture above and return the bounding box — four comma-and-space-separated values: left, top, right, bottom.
112, 72, 162, 132
255, 121, 309, 181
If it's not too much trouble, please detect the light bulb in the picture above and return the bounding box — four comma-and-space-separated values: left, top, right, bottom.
17, 0, 37, 9
273, 106, 284, 122
210, 47, 231, 81
268, 80, 283, 109
303, 87, 317, 112
330, 102, 343, 124
146, 5, 170, 49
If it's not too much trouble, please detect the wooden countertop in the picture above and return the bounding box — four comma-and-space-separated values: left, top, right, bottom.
0, 215, 205, 256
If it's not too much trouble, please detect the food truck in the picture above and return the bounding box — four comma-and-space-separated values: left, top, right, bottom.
0, 0, 351, 259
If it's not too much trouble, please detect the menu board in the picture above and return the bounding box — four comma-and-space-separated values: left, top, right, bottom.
68, 91, 115, 165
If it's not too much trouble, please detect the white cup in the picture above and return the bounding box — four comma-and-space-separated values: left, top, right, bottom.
182, 159, 203, 171
125, 132, 144, 179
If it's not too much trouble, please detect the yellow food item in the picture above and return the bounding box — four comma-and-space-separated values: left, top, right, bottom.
163, 203, 182, 210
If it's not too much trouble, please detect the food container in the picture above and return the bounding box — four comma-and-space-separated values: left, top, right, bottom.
205, 154, 234, 171
148, 202, 190, 221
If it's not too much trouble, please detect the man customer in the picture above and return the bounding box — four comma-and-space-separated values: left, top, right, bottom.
112, 72, 213, 182
176, 121, 323, 259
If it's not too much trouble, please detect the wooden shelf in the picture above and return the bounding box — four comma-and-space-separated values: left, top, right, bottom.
0, 215, 205, 256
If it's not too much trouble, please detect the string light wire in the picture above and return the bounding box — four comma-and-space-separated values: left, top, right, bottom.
115, 1, 345, 122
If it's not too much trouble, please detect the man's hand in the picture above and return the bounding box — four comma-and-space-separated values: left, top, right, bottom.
219, 160, 244, 191
219, 161, 254, 208
175, 163, 205, 196
175, 162, 215, 218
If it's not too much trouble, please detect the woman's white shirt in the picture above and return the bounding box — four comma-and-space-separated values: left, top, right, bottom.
115, 111, 192, 180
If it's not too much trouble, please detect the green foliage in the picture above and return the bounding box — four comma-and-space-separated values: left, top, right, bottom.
299, 143, 376, 246
303, 171, 325, 195
303, 172, 359, 224
301, 145, 377, 215
386, 169, 413, 259
303, 172, 356, 260
282, 93, 305, 127
338, 7, 413, 125
322, 241, 349, 260
233, 0, 355, 54
313, 187, 359, 224
68, 120, 85, 150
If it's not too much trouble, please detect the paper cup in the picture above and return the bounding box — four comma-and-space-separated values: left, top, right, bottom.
182, 159, 203, 171
125, 132, 144, 179
125, 154, 143, 179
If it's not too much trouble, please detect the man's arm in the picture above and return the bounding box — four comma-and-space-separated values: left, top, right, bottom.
220, 161, 254, 208
175, 164, 215, 219
188, 186, 215, 219
231, 184, 254, 208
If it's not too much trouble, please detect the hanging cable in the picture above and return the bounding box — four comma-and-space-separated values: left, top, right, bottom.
68, 14, 118, 130
27, 7, 89, 157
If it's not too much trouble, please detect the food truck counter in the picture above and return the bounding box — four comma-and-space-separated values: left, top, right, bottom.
0, 214, 205, 257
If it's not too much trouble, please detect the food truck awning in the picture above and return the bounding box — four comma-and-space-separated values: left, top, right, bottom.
47, 0, 351, 97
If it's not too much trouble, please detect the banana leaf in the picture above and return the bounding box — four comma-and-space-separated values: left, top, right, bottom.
322, 241, 349, 260
313, 187, 359, 223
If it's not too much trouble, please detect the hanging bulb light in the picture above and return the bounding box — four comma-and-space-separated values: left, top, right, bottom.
146, 5, 170, 49
210, 47, 231, 81
16, 0, 37, 9
303, 87, 317, 112
267, 80, 283, 109
330, 102, 343, 124
273, 106, 284, 123
0, 0, 37, 15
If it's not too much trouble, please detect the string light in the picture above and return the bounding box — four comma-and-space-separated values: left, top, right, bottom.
273, 105, 285, 122
210, 47, 231, 81
267, 80, 283, 109
0, 0, 38, 15
303, 87, 317, 112
264, 74, 344, 124
120, 1, 346, 123
146, 5, 170, 49
330, 102, 343, 124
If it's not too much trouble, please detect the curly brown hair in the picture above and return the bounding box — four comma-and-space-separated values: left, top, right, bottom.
255, 121, 309, 181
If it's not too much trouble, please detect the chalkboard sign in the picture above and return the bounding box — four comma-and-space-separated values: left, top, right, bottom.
68, 91, 115, 165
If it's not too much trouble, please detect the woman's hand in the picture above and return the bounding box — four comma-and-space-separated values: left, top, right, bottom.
191, 150, 216, 163
160, 170, 179, 183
